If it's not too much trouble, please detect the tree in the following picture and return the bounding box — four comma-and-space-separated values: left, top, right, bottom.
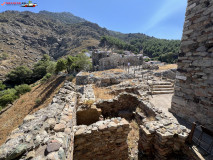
7, 66, 33, 85
32, 54, 51, 80
56, 58, 67, 73
0, 88, 18, 107
41, 54, 50, 61
46, 61, 56, 74
71, 53, 92, 72
159, 52, 178, 63
0, 81, 6, 91
66, 56, 76, 74
15, 84, 31, 96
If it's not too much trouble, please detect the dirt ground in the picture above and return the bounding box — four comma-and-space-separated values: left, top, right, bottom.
0, 76, 66, 145
149, 94, 179, 123
158, 64, 177, 71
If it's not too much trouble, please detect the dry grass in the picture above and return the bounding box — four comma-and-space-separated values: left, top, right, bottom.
81, 69, 125, 78
127, 120, 140, 156
0, 76, 66, 145
82, 99, 95, 107
72, 77, 76, 84
71, 39, 99, 53
146, 116, 156, 121
158, 64, 177, 71
93, 85, 114, 100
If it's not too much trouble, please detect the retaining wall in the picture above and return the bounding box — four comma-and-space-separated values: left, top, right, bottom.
0, 81, 77, 160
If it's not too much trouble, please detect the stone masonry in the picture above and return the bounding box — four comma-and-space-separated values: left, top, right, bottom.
74, 118, 130, 160
92, 51, 143, 71
170, 0, 213, 131
0, 81, 77, 160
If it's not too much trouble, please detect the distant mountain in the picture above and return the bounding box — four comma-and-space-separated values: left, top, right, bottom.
0, 10, 180, 80
38, 11, 87, 24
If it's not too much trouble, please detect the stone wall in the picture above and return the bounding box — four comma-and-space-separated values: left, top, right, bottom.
76, 71, 134, 86
135, 98, 192, 159
92, 51, 112, 70
170, 0, 213, 131
95, 93, 141, 120
92, 51, 143, 71
0, 81, 77, 160
74, 118, 130, 160
98, 55, 143, 71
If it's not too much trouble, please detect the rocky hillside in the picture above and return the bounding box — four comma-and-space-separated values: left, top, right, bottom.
0, 10, 180, 80
0, 11, 110, 80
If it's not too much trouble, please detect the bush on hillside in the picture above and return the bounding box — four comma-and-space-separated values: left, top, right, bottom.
0, 88, 18, 107
158, 52, 178, 64
71, 53, 92, 72
7, 66, 33, 85
41, 73, 52, 84
0, 81, 6, 91
46, 61, 56, 74
15, 84, 31, 96
55, 58, 67, 73
0, 52, 8, 60
32, 54, 52, 80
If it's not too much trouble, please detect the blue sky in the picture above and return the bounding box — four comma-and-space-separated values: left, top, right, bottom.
0, 0, 187, 40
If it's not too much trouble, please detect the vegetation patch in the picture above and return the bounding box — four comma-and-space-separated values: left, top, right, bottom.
158, 64, 177, 71
93, 85, 114, 100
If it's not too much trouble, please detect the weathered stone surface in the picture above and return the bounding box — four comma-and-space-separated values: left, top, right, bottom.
0, 81, 77, 160
171, 0, 213, 131
46, 141, 61, 153
54, 123, 66, 132
74, 118, 130, 160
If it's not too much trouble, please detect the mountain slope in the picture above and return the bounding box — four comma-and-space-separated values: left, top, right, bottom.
0, 10, 180, 80
39, 10, 87, 24
0, 11, 110, 80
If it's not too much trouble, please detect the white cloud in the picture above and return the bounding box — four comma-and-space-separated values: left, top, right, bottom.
143, 0, 186, 32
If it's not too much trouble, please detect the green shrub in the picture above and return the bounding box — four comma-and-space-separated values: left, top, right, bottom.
41, 73, 52, 84
15, 84, 31, 96
144, 58, 150, 62
0, 88, 18, 107
35, 98, 41, 105
46, 61, 56, 74
7, 66, 33, 85
56, 58, 67, 73
0, 52, 8, 60
32, 54, 52, 81
0, 81, 6, 91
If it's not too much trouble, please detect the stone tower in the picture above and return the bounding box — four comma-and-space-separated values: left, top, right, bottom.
170, 0, 213, 131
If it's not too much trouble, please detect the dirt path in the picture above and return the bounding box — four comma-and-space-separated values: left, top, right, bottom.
0, 76, 65, 145
149, 94, 178, 123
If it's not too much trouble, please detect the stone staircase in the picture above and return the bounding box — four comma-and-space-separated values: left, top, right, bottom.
150, 81, 174, 95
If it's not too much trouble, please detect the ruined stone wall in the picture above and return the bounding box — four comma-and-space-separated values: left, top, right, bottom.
76, 71, 134, 86
74, 118, 130, 160
98, 55, 142, 71
92, 51, 143, 71
0, 81, 77, 160
171, 0, 213, 131
92, 52, 112, 68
